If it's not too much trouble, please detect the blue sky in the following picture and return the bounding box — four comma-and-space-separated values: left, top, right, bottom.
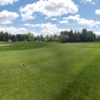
0, 0, 100, 35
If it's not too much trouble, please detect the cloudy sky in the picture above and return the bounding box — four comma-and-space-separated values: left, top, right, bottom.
0, 0, 100, 35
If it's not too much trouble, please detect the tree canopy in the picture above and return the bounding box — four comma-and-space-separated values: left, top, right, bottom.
0, 28, 99, 43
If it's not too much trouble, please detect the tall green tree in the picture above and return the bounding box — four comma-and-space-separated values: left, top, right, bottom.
27, 32, 34, 41
81, 28, 88, 42
60, 31, 69, 43
74, 31, 81, 42
68, 30, 74, 42
87, 31, 96, 42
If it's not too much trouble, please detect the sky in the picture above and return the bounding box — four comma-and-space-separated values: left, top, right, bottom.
0, 0, 100, 35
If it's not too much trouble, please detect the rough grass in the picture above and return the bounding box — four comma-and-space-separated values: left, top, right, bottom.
0, 42, 100, 100
0, 42, 47, 51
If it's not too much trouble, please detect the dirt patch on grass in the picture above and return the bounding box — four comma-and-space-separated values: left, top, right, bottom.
0, 44, 12, 47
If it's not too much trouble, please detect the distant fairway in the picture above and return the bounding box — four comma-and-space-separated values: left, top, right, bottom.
0, 42, 100, 100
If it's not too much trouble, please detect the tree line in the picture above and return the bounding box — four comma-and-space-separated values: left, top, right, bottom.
0, 28, 100, 42
0, 32, 34, 42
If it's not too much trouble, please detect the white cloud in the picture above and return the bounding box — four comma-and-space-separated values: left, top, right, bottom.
59, 14, 80, 24
78, 18, 95, 26
24, 23, 68, 35
0, 26, 28, 34
59, 20, 68, 24
63, 14, 80, 21
94, 31, 100, 35
50, 18, 58, 21
81, 0, 97, 4
60, 14, 100, 27
78, 18, 100, 27
95, 10, 100, 15
20, 0, 78, 21
0, 0, 18, 6
0, 10, 19, 24
25, 23, 57, 28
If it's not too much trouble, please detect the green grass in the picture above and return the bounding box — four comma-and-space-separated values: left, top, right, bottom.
0, 42, 100, 100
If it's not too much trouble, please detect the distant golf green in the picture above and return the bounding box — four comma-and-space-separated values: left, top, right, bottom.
0, 42, 100, 100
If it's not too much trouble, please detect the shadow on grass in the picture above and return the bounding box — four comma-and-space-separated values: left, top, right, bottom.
55, 56, 100, 100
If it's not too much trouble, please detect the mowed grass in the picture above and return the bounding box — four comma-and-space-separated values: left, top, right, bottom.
0, 42, 100, 100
